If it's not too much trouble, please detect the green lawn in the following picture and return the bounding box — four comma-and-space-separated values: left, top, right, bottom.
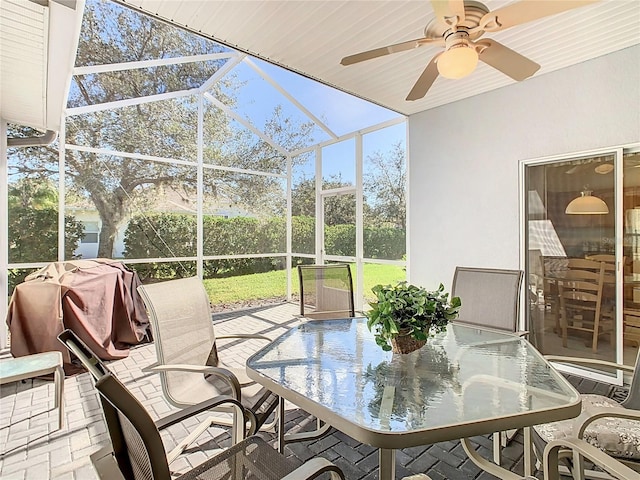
202, 263, 405, 305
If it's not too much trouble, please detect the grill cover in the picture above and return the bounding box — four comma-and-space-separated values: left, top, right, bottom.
6, 259, 150, 374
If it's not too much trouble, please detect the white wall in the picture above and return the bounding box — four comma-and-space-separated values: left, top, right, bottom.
408, 45, 640, 291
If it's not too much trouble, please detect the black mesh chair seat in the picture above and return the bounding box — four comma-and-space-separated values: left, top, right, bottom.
298, 264, 355, 319
58, 329, 345, 480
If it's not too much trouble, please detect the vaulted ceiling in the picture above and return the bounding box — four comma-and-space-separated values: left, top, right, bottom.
116, 0, 640, 115
2, 0, 639, 133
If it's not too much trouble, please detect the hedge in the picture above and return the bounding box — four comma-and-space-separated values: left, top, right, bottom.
123, 213, 404, 280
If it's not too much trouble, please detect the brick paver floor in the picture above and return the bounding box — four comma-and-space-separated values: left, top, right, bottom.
0, 302, 586, 479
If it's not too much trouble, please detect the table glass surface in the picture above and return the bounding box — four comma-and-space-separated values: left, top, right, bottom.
247, 318, 580, 434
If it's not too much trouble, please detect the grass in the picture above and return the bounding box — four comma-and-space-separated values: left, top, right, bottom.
202, 263, 406, 305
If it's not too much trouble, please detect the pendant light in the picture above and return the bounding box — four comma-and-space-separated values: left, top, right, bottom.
565, 189, 609, 215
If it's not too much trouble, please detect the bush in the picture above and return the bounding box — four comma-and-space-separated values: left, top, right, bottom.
9, 207, 84, 263
364, 226, 405, 260
292, 215, 314, 254
123, 213, 406, 279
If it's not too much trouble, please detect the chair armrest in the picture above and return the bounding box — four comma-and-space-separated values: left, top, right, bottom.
90, 446, 127, 480
141, 361, 159, 373
216, 334, 272, 342
543, 356, 635, 373
573, 405, 640, 439
146, 364, 242, 398
281, 457, 346, 480
155, 395, 244, 430
544, 438, 640, 480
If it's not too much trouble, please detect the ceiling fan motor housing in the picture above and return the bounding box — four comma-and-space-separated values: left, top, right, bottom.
424, 1, 490, 41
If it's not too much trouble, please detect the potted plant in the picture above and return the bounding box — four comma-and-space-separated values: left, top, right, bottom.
366, 281, 461, 354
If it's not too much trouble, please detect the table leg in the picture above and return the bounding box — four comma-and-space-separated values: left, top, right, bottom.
379, 448, 395, 480
277, 396, 285, 454
461, 438, 522, 480
54, 363, 64, 429
524, 427, 534, 477
493, 432, 502, 465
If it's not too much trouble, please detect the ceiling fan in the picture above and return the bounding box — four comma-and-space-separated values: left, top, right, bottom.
340, 0, 598, 101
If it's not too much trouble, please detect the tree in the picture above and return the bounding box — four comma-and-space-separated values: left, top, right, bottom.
292, 174, 358, 226
364, 142, 406, 227
7, 179, 84, 263
8, 0, 314, 258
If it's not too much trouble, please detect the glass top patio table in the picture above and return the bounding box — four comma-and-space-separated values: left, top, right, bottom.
246, 318, 581, 479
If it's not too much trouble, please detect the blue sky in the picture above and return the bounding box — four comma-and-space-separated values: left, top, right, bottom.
225, 58, 406, 184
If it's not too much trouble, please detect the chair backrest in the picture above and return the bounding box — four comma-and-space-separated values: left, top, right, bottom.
585, 254, 616, 263
568, 258, 615, 282
298, 264, 355, 319
58, 329, 170, 480
559, 261, 605, 310
451, 267, 524, 332
96, 373, 172, 480
58, 329, 110, 381
137, 277, 218, 405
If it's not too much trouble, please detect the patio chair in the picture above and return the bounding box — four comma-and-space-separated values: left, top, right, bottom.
137, 277, 279, 437
298, 264, 355, 319
60, 330, 345, 480
451, 266, 524, 333
531, 352, 640, 478
450, 266, 524, 465
57, 329, 244, 466
543, 438, 640, 480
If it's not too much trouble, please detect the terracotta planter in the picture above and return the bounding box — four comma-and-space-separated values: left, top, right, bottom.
390, 330, 426, 354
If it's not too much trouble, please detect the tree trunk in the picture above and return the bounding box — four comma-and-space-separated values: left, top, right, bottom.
97, 219, 119, 258
92, 193, 127, 259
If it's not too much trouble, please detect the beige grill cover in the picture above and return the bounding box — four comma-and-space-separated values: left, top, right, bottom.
6, 259, 149, 374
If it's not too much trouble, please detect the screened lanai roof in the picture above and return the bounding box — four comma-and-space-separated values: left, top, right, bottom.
4, 0, 639, 134
113, 0, 640, 115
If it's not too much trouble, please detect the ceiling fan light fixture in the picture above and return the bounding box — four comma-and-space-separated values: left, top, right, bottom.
565, 190, 609, 215
437, 42, 478, 79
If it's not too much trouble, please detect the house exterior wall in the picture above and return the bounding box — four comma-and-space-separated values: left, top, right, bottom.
407, 45, 640, 291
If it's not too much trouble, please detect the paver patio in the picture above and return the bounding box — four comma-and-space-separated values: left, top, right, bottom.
1, 302, 619, 480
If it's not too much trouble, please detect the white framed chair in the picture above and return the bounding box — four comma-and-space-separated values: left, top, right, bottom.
297, 264, 355, 319
451, 266, 525, 465
532, 352, 640, 478
451, 266, 524, 333
137, 277, 279, 440
58, 328, 244, 467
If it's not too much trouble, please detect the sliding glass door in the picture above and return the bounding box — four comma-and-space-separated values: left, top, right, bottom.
524, 146, 640, 372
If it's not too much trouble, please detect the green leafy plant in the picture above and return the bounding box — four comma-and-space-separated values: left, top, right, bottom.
366, 281, 461, 351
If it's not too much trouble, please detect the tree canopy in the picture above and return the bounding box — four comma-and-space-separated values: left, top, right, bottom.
364, 142, 406, 228
8, 0, 314, 258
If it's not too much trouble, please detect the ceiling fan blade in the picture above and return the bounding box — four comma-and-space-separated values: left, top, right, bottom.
406, 54, 441, 101
341, 38, 441, 66
430, 0, 465, 26
477, 39, 540, 81
480, 0, 599, 32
